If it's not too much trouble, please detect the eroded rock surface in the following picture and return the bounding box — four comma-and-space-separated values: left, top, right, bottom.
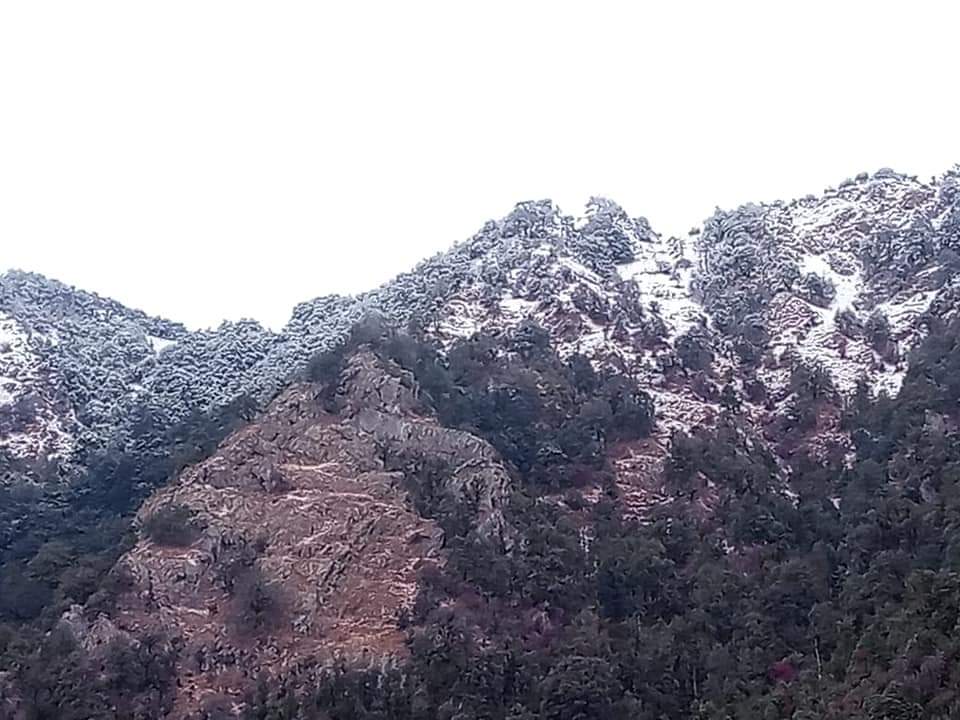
95, 350, 513, 716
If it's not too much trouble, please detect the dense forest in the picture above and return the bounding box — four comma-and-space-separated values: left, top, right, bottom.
2, 312, 960, 719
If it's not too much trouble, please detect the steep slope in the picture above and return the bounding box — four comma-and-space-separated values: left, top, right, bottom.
65, 347, 514, 716
696, 168, 960, 396
5, 166, 958, 565
0, 272, 358, 480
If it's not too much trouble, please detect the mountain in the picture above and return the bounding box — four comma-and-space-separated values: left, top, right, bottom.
2, 165, 960, 718
6, 169, 958, 470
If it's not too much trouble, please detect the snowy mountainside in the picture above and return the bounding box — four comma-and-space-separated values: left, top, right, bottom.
413, 198, 718, 439
696, 168, 960, 401
0, 271, 186, 466
3, 166, 959, 478
0, 309, 75, 462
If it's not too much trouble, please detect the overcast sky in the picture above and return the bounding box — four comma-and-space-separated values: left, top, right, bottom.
2, 2, 958, 330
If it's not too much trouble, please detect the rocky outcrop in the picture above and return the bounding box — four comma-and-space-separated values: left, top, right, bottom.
92, 349, 513, 716
337, 351, 512, 541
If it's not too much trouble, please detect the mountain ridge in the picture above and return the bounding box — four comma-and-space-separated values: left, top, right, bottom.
3, 164, 960, 718
3, 166, 959, 474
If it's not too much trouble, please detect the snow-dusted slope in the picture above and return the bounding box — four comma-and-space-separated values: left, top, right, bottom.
3, 166, 959, 480
0, 271, 189, 467
696, 169, 960, 401
414, 202, 720, 439
0, 310, 75, 461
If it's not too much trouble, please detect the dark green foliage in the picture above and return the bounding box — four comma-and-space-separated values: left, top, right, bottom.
761, 359, 840, 438
537, 655, 632, 720
230, 563, 286, 635
795, 271, 837, 308
789, 359, 835, 402
438, 325, 653, 487
141, 502, 203, 546
0, 393, 40, 435
675, 328, 714, 372
866, 309, 895, 357
836, 307, 863, 338
13, 627, 177, 719
10, 315, 960, 720
210, 535, 284, 636
720, 383, 742, 413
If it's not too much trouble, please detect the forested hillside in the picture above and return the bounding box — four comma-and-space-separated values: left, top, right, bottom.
241, 316, 960, 719
2, 167, 960, 718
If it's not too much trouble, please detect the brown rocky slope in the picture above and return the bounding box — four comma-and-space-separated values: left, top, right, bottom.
63, 349, 514, 717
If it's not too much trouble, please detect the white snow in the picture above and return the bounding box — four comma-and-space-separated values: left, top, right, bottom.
0, 312, 35, 406
875, 368, 907, 397
755, 252, 872, 393
148, 335, 178, 354
435, 298, 487, 345
499, 296, 540, 317
876, 288, 939, 339
799, 253, 862, 313
791, 198, 858, 239
761, 246, 939, 397
0, 310, 76, 459
557, 256, 605, 292
0, 312, 31, 358
619, 237, 704, 338
646, 386, 720, 439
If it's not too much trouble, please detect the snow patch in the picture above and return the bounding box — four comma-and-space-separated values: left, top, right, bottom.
875, 368, 907, 397
500, 296, 540, 318
148, 335, 178, 354
0, 312, 37, 406
557, 256, 605, 292
791, 198, 858, 239
799, 253, 862, 313
0, 310, 77, 459
619, 237, 704, 338
876, 289, 939, 339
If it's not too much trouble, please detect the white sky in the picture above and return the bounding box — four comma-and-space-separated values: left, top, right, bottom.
2, 2, 959, 330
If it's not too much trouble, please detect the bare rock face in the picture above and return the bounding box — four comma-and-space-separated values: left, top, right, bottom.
95, 349, 514, 717
339, 351, 512, 542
